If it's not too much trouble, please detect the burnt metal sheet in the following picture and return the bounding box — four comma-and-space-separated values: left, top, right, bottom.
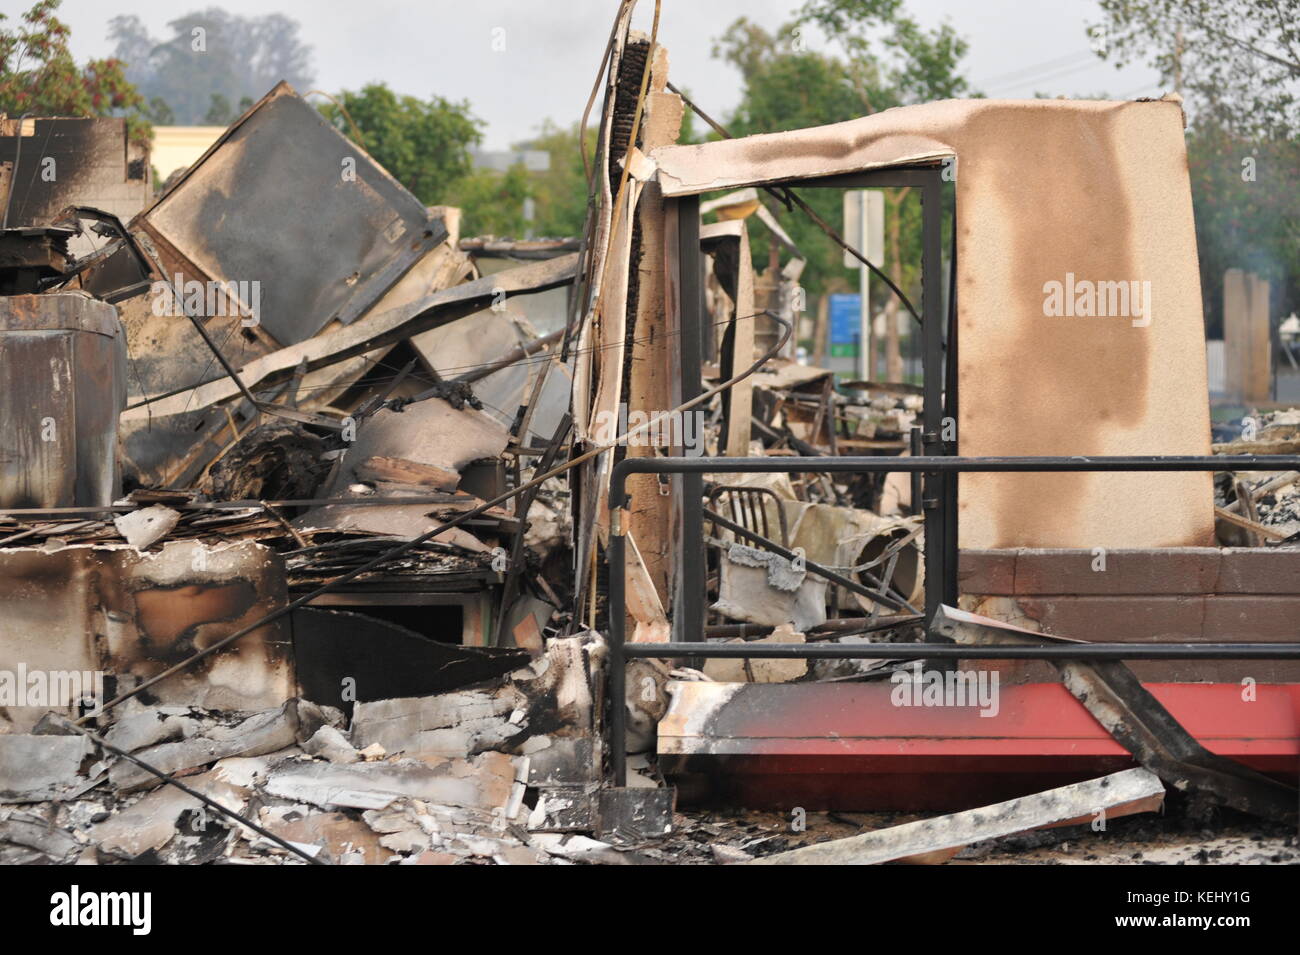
0, 292, 125, 508
132, 82, 447, 345
291, 607, 528, 717
656, 678, 1300, 810
121, 252, 578, 418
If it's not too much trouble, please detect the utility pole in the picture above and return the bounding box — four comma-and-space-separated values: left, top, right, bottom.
843, 189, 884, 381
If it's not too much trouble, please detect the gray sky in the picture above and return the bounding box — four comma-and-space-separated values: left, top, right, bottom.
61, 0, 1161, 148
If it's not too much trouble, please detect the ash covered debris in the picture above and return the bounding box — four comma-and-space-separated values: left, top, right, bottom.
0, 635, 651, 865
2, 0, 1298, 872
0, 75, 604, 863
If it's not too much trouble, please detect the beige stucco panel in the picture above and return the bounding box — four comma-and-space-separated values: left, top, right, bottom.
653, 97, 1213, 548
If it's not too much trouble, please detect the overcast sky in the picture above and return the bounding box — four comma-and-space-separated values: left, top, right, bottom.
59, 0, 1162, 148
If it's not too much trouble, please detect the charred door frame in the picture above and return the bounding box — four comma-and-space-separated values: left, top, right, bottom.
666, 164, 954, 642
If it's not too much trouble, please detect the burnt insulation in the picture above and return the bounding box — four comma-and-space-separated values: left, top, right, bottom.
599, 37, 651, 633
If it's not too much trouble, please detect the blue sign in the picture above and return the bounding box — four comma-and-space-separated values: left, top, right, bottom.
829, 293, 861, 348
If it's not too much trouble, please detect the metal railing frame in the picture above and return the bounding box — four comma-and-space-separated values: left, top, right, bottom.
605, 453, 1300, 785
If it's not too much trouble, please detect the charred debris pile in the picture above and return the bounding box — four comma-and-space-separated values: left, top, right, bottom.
1, 14, 1297, 865
0, 74, 947, 865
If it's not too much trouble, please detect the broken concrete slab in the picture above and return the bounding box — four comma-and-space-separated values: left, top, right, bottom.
113, 505, 182, 550
302, 724, 360, 764
110, 701, 300, 792
350, 687, 527, 758
89, 769, 247, 859
264, 752, 517, 813
103, 706, 199, 753
262, 808, 392, 865
528, 832, 642, 865
0, 814, 83, 863
0, 734, 93, 802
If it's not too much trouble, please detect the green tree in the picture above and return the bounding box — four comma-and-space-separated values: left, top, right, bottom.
712, 18, 874, 307
0, 0, 147, 141
1087, 3, 1300, 330
517, 120, 599, 238
109, 9, 314, 126
1187, 122, 1300, 334
712, 4, 969, 376
798, 0, 971, 104
1092, 0, 1300, 138
144, 95, 174, 125
204, 92, 231, 125
445, 164, 531, 237
317, 83, 481, 206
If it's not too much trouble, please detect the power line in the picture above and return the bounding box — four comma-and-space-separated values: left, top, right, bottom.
974, 49, 1097, 89
983, 57, 1106, 95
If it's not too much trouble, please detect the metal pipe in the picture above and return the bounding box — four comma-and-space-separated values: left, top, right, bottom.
610, 455, 1300, 506
620, 642, 1300, 660
608, 522, 628, 786
704, 615, 921, 639
921, 172, 947, 626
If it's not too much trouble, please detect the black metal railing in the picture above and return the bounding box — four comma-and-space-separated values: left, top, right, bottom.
604, 454, 1300, 785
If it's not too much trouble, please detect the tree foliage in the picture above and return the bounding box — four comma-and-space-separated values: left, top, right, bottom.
445, 165, 531, 237
797, 0, 972, 104
712, 2, 968, 314
318, 83, 481, 207
1089, 2, 1299, 325
109, 9, 314, 126
1187, 122, 1300, 333
0, 0, 146, 140
1092, 0, 1300, 137
515, 120, 599, 238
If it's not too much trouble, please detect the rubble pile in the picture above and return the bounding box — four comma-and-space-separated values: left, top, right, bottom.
0, 636, 650, 865
1213, 408, 1300, 544
2, 1, 1297, 870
